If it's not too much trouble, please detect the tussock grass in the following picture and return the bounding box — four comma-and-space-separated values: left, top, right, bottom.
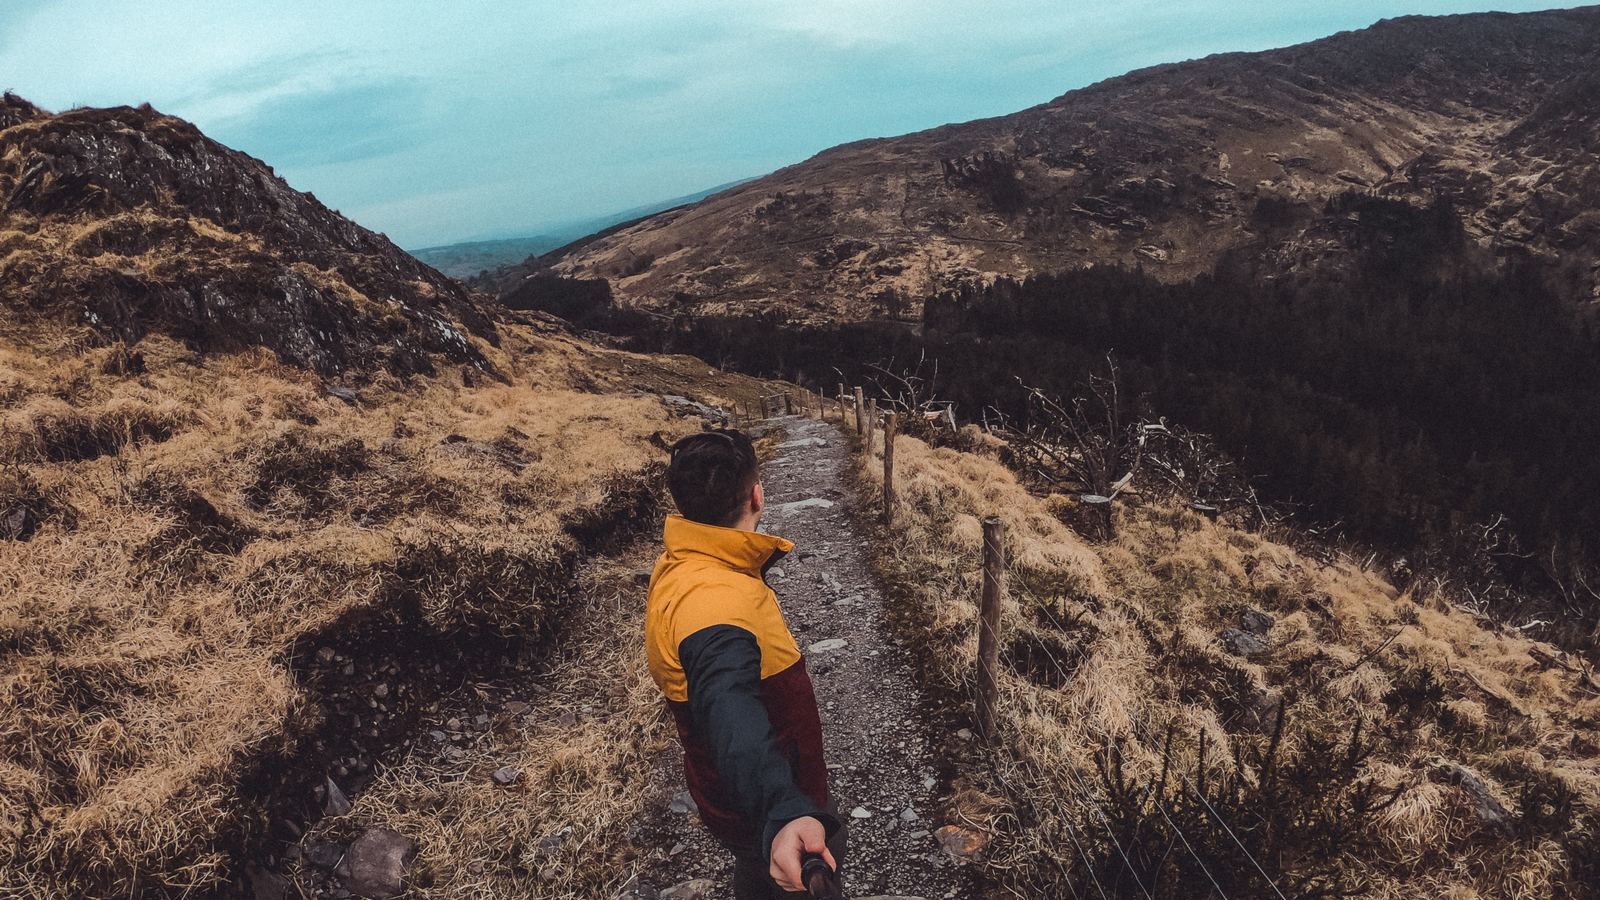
856, 428, 1600, 898
0, 323, 728, 898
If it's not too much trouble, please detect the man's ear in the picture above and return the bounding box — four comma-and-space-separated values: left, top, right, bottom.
750, 481, 764, 516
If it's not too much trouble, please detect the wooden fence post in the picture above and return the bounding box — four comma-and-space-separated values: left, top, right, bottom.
977, 515, 1005, 742
883, 413, 897, 525
854, 387, 865, 435
867, 398, 877, 451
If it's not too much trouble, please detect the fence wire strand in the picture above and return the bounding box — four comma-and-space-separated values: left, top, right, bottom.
1022, 602, 1232, 900
1028, 603, 1236, 900
1027, 599, 1287, 900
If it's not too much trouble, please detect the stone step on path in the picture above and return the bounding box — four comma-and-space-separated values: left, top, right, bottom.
626, 415, 978, 900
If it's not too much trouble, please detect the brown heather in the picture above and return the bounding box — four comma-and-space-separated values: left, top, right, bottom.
853, 427, 1600, 899
0, 318, 775, 899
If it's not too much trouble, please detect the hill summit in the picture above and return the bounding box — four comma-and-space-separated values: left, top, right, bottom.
528, 6, 1600, 321
0, 94, 495, 375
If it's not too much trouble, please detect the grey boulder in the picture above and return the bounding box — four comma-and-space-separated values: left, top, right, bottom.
336, 827, 416, 899
1220, 628, 1268, 657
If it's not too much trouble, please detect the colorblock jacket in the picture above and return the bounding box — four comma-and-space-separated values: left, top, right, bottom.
645, 514, 838, 857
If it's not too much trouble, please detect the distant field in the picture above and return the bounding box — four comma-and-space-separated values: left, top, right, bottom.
412, 178, 756, 281
411, 236, 570, 280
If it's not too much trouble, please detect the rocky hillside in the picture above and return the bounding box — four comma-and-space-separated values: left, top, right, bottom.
528, 6, 1600, 321
0, 94, 495, 375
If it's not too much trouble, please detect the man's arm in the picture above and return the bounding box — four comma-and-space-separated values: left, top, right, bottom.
679, 624, 840, 862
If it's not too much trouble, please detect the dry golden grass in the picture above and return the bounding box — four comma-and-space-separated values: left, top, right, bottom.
855, 428, 1600, 899
321, 549, 674, 899
0, 322, 753, 898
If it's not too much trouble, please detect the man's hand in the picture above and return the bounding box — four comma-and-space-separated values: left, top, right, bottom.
769, 816, 835, 892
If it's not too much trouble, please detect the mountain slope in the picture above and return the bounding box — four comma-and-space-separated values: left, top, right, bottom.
539, 6, 1600, 321
0, 94, 494, 375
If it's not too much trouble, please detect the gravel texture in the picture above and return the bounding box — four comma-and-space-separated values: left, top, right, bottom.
626, 415, 978, 900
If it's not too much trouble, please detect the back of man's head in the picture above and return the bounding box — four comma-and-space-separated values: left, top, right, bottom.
667, 430, 759, 528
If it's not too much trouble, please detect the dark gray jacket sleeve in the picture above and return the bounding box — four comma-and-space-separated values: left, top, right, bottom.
679, 623, 839, 859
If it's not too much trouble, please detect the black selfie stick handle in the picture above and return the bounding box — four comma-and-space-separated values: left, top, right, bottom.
800, 852, 844, 899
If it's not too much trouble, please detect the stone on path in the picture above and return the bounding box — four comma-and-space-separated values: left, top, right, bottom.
492, 766, 519, 785
336, 827, 415, 899
808, 638, 848, 653
899, 807, 919, 822
773, 497, 835, 515
935, 825, 988, 863
851, 806, 873, 818
779, 437, 828, 448
659, 878, 715, 900
668, 790, 698, 815
322, 776, 351, 817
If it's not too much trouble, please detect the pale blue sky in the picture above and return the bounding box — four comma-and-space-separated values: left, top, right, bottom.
0, 2, 1582, 248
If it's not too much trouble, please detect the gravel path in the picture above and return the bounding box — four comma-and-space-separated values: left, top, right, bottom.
625, 415, 979, 900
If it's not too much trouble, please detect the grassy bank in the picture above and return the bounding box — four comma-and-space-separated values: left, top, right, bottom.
851, 427, 1600, 898
0, 321, 769, 897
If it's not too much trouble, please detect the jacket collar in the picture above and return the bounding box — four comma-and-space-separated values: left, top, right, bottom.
662, 514, 793, 578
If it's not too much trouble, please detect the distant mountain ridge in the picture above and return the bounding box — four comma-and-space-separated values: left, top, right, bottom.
416, 179, 756, 281
0, 93, 495, 375
532, 6, 1600, 321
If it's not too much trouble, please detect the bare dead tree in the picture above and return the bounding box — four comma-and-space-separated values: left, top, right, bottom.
866, 352, 955, 442
867, 352, 939, 413
1006, 359, 1142, 501
1138, 420, 1269, 522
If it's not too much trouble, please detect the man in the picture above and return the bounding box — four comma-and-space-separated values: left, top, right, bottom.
646, 429, 845, 897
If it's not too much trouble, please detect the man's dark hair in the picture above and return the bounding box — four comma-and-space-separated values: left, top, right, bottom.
667, 430, 759, 527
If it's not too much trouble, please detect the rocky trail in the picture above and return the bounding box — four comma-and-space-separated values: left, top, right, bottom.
622, 414, 982, 900
238, 411, 988, 900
